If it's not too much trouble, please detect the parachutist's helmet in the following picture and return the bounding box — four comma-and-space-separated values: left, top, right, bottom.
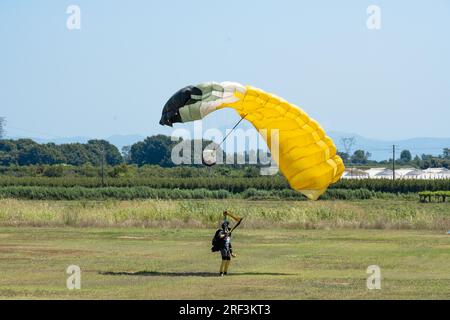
221, 220, 230, 231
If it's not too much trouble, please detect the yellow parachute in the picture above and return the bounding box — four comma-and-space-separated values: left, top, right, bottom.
160, 82, 345, 200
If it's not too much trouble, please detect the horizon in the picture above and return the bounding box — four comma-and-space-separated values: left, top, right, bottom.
5, 129, 450, 143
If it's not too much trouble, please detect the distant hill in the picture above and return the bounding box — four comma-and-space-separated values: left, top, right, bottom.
329, 131, 450, 161
7, 131, 449, 161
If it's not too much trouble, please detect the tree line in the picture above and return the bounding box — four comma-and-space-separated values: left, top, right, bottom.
0, 136, 181, 167
338, 148, 450, 168
0, 135, 268, 169
0, 138, 123, 166
1, 135, 449, 169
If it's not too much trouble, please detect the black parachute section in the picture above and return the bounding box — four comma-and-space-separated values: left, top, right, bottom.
159, 85, 202, 126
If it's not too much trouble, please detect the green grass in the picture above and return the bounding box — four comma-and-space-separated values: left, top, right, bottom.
0, 227, 448, 299
0, 199, 448, 230
1, 199, 448, 299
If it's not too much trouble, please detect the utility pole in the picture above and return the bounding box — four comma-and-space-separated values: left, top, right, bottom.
101, 146, 105, 187
392, 145, 396, 181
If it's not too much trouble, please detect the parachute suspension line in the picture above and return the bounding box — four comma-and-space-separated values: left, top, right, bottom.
213, 114, 248, 151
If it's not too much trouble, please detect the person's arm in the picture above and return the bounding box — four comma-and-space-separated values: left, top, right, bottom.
229, 243, 236, 257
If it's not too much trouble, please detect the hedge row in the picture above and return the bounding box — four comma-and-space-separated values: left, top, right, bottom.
0, 176, 288, 192
0, 186, 231, 200
0, 177, 448, 193
0, 186, 416, 201
418, 191, 450, 203
333, 179, 450, 193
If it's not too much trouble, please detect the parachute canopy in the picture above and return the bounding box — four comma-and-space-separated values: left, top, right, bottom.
160, 82, 345, 200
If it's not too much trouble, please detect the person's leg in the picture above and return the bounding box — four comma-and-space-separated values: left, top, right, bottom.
219, 259, 226, 275
222, 242, 231, 275
219, 249, 227, 276
223, 261, 230, 274
223, 255, 231, 275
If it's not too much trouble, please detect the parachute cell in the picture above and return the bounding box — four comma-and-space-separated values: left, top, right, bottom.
160, 82, 345, 200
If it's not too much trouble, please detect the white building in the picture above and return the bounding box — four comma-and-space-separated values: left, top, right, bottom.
420, 168, 450, 179
342, 168, 369, 179
342, 167, 450, 180
395, 168, 423, 179
365, 168, 388, 178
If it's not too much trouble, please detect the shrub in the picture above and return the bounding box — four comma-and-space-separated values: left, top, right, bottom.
418, 191, 450, 203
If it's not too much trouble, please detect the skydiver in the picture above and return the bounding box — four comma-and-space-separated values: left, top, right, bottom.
212, 211, 241, 276
219, 220, 237, 276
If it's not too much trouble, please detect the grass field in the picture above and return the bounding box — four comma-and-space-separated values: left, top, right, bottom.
0, 199, 449, 230
0, 227, 449, 299
0, 198, 448, 299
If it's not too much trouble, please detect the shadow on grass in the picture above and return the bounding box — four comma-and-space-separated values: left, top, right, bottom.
99, 271, 293, 277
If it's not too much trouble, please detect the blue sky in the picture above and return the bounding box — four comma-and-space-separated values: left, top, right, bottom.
1, 0, 449, 140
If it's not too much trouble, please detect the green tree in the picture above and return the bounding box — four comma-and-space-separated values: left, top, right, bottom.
85, 140, 123, 166
400, 149, 412, 163
443, 148, 450, 159
59, 143, 91, 166
109, 163, 134, 178
15, 140, 65, 165
130, 135, 176, 167
0, 138, 122, 166
351, 150, 371, 164
0, 140, 17, 165
337, 151, 350, 163
412, 155, 421, 167
43, 165, 65, 177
